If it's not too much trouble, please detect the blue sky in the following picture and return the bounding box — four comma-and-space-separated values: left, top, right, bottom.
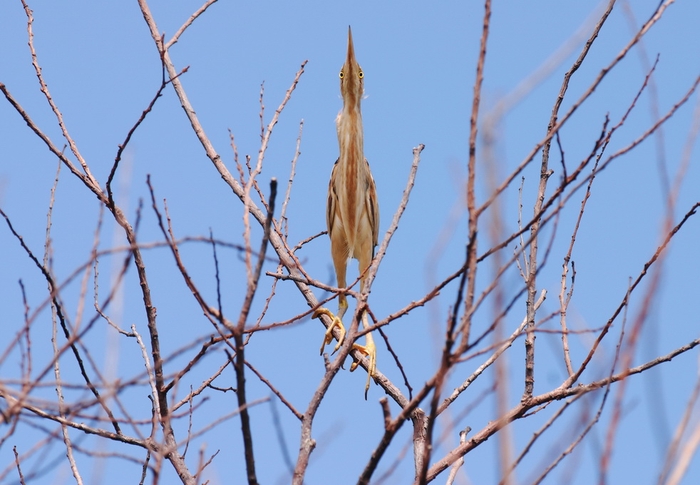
1, 1, 700, 484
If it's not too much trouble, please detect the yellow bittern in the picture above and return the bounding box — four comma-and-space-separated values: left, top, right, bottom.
313, 26, 379, 395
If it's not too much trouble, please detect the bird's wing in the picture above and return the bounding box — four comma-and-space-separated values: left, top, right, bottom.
364, 158, 380, 249
326, 158, 340, 237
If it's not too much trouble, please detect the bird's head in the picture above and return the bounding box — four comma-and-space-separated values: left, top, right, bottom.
339, 26, 364, 111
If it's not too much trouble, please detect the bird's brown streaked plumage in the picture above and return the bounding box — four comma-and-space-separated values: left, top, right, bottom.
313, 26, 379, 396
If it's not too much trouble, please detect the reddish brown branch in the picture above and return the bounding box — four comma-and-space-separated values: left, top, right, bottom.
460, 0, 491, 348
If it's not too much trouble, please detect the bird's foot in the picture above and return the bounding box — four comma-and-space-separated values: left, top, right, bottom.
350, 337, 376, 398
313, 307, 346, 355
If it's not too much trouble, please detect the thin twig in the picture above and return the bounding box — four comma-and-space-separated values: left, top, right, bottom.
20, 0, 96, 183
165, 0, 219, 50
280, 120, 304, 237
46, 163, 84, 484
445, 427, 470, 485
12, 447, 26, 485
108, 61, 187, 208
245, 360, 302, 420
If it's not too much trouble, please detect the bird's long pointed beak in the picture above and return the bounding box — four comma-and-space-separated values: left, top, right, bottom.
346, 26, 356, 68
340, 26, 362, 109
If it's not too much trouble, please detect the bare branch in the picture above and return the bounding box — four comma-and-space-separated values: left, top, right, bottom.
165, 0, 219, 50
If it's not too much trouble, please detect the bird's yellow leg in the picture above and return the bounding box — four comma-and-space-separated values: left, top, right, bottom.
350, 312, 377, 397
313, 306, 346, 355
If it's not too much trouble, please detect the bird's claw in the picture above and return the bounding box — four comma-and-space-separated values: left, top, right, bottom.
314, 307, 377, 398
313, 307, 346, 355
350, 337, 376, 398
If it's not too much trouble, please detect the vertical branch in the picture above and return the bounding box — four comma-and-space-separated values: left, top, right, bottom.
280, 120, 304, 237
132, 324, 161, 438
242, 83, 268, 280
559, 149, 603, 377
657, 96, 700, 485
483, 107, 514, 485
523, 0, 616, 401
522, 132, 549, 400
659, 362, 700, 484
18, 281, 32, 394
121, 187, 192, 482
460, 0, 491, 347
44, 160, 83, 485
236, 178, 277, 330
233, 179, 277, 485
417, 2, 492, 481
558, 259, 576, 376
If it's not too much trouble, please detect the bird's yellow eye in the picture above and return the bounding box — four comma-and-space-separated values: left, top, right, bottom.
359, 71, 364, 79
339, 71, 344, 79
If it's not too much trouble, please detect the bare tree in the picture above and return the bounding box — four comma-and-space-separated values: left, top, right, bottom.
1, 1, 699, 484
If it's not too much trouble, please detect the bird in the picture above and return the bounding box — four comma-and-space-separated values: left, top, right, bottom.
313, 26, 379, 396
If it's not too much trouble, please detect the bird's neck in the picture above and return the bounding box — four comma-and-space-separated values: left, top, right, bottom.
336, 104, 364, 158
